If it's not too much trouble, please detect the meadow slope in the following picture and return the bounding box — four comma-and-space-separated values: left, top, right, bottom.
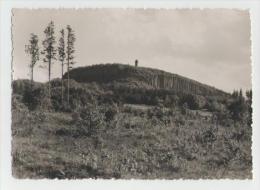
11, 64, 252, 179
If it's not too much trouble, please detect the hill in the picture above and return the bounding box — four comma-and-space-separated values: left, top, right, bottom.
64, 63, 228, 96
11, 64, 252, 179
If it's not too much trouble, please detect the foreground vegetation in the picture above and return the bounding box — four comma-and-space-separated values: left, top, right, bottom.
12, 73, 252, 179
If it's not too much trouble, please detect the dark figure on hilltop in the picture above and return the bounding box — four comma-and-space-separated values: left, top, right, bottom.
135, 59, 138, 67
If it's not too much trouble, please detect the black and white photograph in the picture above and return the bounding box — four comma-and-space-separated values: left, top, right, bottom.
2, 1, 260, 189
10, 8, 253, 180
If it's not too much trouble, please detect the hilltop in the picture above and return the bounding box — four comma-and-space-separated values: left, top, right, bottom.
64, 63, 228, 96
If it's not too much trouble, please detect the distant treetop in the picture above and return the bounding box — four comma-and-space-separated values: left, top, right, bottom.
135, 59, 138, 67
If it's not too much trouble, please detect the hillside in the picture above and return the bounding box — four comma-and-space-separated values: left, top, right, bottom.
64, 64, 228, 96
11, 64, 252, 179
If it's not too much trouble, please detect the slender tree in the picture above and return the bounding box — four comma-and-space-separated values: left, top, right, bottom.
58, 29, 66, 104
25, 33, 40, 86
42, 21, 56, 97
66, 25, 76, 105
246, 89, 252, 126
246, 89, 252, 102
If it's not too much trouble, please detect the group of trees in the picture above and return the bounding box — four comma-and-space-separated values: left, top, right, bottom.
111, 86, 252, 125
25, 21, 76, 105
229, 89, 252, 123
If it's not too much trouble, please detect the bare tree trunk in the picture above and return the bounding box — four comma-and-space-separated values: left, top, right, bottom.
31, 67, 33, 82
48, 60, 51, 98
67, 61, 70, 106
31, 67, 33, 89
61, 61, 64, 104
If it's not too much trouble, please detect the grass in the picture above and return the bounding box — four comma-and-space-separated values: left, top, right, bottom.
12, 103, 252, 179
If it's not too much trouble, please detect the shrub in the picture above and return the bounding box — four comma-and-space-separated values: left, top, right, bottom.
181, 103, 188, 115
205, 99, 225, 112
175, 115, 185, 126
167, 94, 179, 108
179, 94, 205, 110
72, 111, 81, 122
104, 104, 118, 122
23, 84, 52, 110
50, 78, 62, 88
12, 80, 35, 95
12, 94, 27, 111
148, 106, 164, 120
79, 105, 105, 135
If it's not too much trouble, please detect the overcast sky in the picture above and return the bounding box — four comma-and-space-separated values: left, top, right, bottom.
12, 9, 251, 93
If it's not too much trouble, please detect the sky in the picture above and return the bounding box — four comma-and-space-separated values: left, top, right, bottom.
12, 9, 251, 93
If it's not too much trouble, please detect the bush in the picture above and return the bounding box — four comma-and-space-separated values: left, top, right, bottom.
104, 104, 118, 122
12, 80, 33, 95
79, 105, 105, 135
12, 94, 27, 111
72, 111, 81, 122
148, 106, 164, 120
205, 99, 225, 112
181, 103, 188, 115
166, 94, 179, 108
179, 94, 206, 110
23, 84, 52, 110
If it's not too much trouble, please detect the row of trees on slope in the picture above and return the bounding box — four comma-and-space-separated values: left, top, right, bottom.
25, 21, 75, 105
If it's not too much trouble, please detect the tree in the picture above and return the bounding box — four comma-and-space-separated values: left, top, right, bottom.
228, 89, 247, 122
66, 25, 76, 105
25, 33, 40, 86
239, 89, 243, 98
58, 29, 66, 104
232, 90, 239, 98
42, 21, 56, 97
246, 89, 252, 102
246, 89, 252, 126
79, 105, 104, 135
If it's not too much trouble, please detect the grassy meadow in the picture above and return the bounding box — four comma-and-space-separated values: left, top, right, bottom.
11, 76, 252, 179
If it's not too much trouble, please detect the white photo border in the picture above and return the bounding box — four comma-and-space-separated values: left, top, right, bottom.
1, 0, 260, 190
